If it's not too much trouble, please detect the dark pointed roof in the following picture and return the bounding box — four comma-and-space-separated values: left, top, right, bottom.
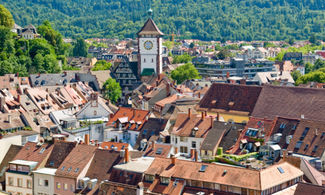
137, 18, 164, 36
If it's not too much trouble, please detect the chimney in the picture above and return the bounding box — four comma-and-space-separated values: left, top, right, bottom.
125, 148, 129, 163
201, 112, 205, 120
64, 71, 67, 76
240, 79, 246, 85
226, 72, 230, 78
95, 140, 99, 147
188, 108, 192, 118
191, 149, 195, 159
194, 150, 198, 162
210, 116, 214, 128
8, 115, 11, 123
84, 134, 90, 145
166, 84, 170, 96
38, 72, 40, 77
216, 112, 220, 121
174, 147, 178, 154
204, 111, 207, 117
170, 155, 176, 165
198, 92, 201, 99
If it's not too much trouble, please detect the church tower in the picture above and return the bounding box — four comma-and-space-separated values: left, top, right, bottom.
137, 9, 164, 77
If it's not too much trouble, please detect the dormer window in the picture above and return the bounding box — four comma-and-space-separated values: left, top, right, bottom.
160, 177, 170, 185
192, 127, 199, 136
144, 175, 154, 183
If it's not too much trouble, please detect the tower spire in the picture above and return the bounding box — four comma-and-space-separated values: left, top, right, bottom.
147, 8, 153, 18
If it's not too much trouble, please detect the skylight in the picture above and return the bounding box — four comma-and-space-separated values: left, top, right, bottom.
61, 166, 65, 171
277, 167, 284, 174
156, 148, 163, 155
75, 168, 79, 173
39, 148, 46, 154
67, 167, 72, 172
300, 127, 310, 140
199, 165, 208, 172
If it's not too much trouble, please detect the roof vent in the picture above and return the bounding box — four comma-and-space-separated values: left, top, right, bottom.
222, 170, 227, 176
199, 165, 208, 172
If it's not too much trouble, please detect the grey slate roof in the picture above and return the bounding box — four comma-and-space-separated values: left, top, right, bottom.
30, 73, 77, 87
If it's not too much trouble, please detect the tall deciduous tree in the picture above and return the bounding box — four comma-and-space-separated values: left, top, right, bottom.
171, 63, 200, 84
102, 78, 122, 103
0, 5, 14, 28
73, 38, 87, 57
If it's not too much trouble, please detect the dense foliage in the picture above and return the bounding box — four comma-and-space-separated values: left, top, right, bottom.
2, 0, 325, 41
0, 4, 13, 28
171, 63, 200, 84
102, 78, 122, 103
92, 60, 112, 71
172, 54, 192, 64
0, 6, 72, 76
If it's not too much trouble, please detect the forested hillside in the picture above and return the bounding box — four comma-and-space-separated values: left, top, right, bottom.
1, 0, 325, 41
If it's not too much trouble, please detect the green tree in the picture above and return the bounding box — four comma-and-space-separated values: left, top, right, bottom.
291, 70, 301, 81
92, 60, 111, 71
216, 49, 230, 60
32, 53, 45, 73
313, 59, 325, 70
73, 38, 87, 57
305, 62, 314, 74
0, 5, 14, 28
288, 38, 295, 45
0, 60, 13, 75
171, 63, 200, 84
172, 54, 192, 64
102, 78, 122, 103
296, 69, 325, 85
309, 34, 317, 45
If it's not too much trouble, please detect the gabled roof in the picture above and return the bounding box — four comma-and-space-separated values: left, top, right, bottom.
172, 113, 213, 138
101, 142, 129, 151
45, 141, 77, 168
293, 182, 325, 195
13, 142, 54, 169
252, 85, 325, 121
143, 143, 172, 158
55, 144, 96, 178
287, 119, 325, 158
145, 158, 302, 191
0, 145, 22, 182
197, 83, 262, 114
137, 18, 164, 36
85, 149, 123, 181
301, 158, 325, 186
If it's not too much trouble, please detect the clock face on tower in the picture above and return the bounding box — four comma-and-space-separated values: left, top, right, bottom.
144, 40, 153, 50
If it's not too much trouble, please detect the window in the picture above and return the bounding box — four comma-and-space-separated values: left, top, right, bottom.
94, 110, 97, 115
175, 137, 178, 144
17, 178, 23, 187
64, 183, 68, 190
39, 179, 43, 186
321, 132, 325, 138
67, 167, 72, 172
313, 145, 319, 153
44, 179, 49, 187
8, 177, 13, 186
152, 58, 154, 63
180, 146, 188, 153
192, 141, 196, 148
27, 179, 32, 189
156, 148, 163, 155
295, 141, 303, 149
57, 182, 61, 189
49, 161, 54, 166
292, 125, 297, 130
144, 175, 154, 182
300, 127, 310, 140
75, 168, 79, 173
279, 123, 286, 129
160, 177, 170, 185
71, 184, 75, 192
199, 165, 208, 172
39, 147, 46, 154
277, 167, 285, 174
61, 166, 65, 171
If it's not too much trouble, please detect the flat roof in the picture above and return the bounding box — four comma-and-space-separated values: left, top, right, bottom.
113, 157, 154, 173
9, 160, 38, 167
33, 168, 57, 175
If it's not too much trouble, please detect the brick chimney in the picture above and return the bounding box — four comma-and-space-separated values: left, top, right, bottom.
191, 149, 195, 159
194, 150, 198, 162
174, 147, 178, 154
125, 148, 129, 163
170, 155, 176, 165
210, 116, 214, 128
198, 92, 201, 99
84, 134, 90, 145
226, 72, 230, 78
201, 112, 205, 120
204, 111, 207, 117
217, 112, 220, 121
188, 108, 192, 118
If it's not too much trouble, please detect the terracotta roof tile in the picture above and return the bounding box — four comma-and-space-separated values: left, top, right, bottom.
45, 141, 77, 168
13, 142, 54, 169
143, 143, 172, 158
56, 144, 97, 178
197, 83, 262, 114
101, 142, 129, 151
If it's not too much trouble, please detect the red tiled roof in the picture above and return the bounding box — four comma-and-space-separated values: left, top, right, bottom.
197, 83, 262, 114
56, 144, 97, 178
172, 113, 213, 138
106, 107, 150, 131
143, 143, 172, 158
287, 119, 325, 158
13, 142, 54, 169
101, 142, 129, 151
